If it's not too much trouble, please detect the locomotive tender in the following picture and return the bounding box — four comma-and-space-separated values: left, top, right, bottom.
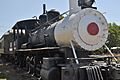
1, 0, 120, 80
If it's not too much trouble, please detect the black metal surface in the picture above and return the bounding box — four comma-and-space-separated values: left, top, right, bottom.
39, 14, 47, 25
47, 10, 60, 23
61, 65, 78, 80
41, 57, 63, 80
41, 67, 60, 80
43, 4, 46, 14
28, 24, 58, 48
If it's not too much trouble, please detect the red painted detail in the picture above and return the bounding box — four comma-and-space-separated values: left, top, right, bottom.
87, 22, 99, 35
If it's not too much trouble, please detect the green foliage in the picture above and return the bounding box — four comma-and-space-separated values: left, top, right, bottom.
0, 72, 7, 79
94, 23, 120, 54
107, 23, 120, 47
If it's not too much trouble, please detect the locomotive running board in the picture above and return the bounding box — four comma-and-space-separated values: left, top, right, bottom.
16, 47, 60, 52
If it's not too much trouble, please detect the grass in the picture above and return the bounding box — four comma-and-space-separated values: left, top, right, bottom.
0, 73, 7, 80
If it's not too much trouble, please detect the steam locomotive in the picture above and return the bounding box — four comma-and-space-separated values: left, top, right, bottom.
1, 0, 120, 80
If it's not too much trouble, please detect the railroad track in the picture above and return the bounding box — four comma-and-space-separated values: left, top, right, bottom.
0, 59, 38, 80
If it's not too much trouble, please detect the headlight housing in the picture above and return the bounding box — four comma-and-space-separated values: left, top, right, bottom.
84, 0, 94, 6
78, 0, 95, 7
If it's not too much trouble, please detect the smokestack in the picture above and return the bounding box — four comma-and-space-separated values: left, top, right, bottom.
43, 4, 46, 14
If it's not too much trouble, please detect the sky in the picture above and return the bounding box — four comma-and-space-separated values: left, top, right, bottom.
0, 0, 120, 38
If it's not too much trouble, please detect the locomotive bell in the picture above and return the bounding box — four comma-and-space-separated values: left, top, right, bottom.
54, 8, 108, 51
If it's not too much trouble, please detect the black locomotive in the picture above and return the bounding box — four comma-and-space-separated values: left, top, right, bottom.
0, 0, 120, 80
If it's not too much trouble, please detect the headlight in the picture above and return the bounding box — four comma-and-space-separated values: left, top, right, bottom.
84, 0, 94, 6
78, 0, 95, 7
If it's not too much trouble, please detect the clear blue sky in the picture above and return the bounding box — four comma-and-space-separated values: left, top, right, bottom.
0, 0, 120, 37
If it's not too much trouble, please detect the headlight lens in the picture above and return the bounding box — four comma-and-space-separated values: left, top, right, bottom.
78, 0, 95, 7
84, 0, 94, 6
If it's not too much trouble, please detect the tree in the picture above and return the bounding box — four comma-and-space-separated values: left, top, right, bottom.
107, 23, 120, 47
95, 23, 120, 54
